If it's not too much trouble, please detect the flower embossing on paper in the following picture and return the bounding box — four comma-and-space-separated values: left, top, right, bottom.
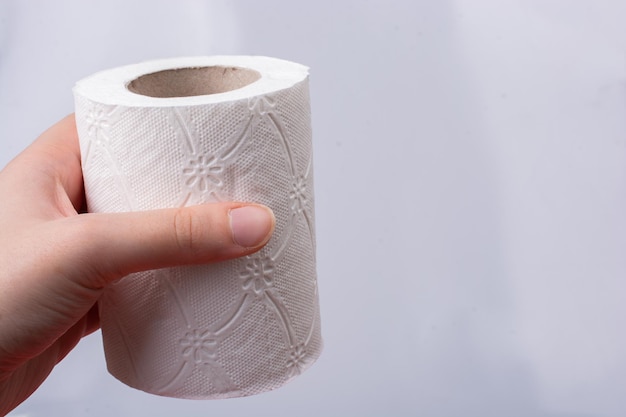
179, 329, 218, 364
240, 256, 275, 296
183, 154, 224, 193
85, 107, 110, 138
248, 96, 274, 117
286, 343, 307, 374
289, 175, 307, 213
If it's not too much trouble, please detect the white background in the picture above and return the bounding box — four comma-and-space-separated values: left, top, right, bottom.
2, 1, 626, 416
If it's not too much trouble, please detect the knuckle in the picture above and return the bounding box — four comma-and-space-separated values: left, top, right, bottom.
172, 208, 202, 253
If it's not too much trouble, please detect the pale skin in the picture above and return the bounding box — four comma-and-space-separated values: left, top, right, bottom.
0, 115, 275, 414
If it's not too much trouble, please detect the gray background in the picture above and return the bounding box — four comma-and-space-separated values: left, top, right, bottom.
2, 1, 626, 416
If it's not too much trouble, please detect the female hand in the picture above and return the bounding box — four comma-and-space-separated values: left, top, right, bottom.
0, 115, 274, 414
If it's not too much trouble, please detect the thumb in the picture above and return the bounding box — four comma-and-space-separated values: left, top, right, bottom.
65, 202, 275, 288
0, 202, 274, 377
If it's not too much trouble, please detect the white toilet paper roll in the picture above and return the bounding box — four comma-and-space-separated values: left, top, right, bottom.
74, 56, 322, 399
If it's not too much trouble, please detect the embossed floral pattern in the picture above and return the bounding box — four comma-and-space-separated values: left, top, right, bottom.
286, 343, 307, 375
289, 175, 307, 213
240, 256, 275, 295
248, 96, 272, 117
180, 329, 218, 364
85, 107, 110, 138
183, 154, 224, 192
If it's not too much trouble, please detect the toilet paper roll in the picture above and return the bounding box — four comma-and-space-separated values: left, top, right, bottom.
73, 56, 322, 399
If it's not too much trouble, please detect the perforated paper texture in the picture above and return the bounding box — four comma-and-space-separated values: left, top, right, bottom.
74, 56, 322, 399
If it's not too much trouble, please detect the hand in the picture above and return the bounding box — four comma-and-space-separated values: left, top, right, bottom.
0, 115, 275, 414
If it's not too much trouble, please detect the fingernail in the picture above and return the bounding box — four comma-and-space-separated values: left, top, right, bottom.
229, 205, 275, 248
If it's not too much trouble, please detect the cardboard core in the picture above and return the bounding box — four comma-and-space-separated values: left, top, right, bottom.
127, 66, 261, 98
